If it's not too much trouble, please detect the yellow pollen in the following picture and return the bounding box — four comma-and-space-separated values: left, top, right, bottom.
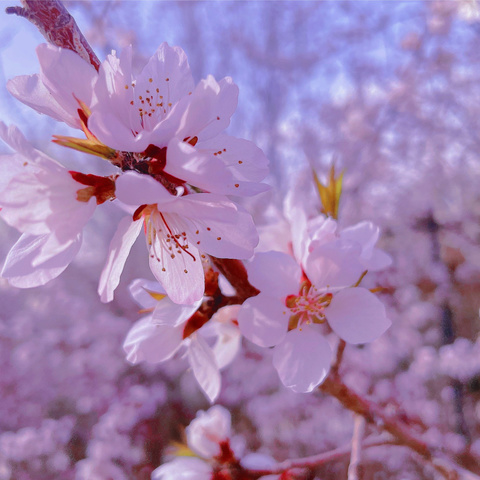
149, 78, 153, 83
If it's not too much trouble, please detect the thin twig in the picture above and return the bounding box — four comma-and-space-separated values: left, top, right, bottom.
348, 415, 366, 480
247, 435, 398, 478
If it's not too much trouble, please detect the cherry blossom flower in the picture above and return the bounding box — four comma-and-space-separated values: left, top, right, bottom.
123, 279, 242, 402
87, 43, 269, 196
99, 171, 258, 305
7, 43, 98, 129
153, 405, 234, 480
7, 42, 269, 196
238, 250, 391, 392
153, 405, 279, 480
0, 123, 114, 287
285, 197, 392, 275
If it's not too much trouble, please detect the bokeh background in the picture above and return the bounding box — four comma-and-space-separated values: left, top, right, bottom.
1, 1, 480, 479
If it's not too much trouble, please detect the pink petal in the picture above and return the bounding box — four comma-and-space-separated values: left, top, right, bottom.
152, 457, 212, 480
200, 134, 269, 182
148, 235, 205, 305
164, 137, 233, 193
123, 318, 183, 364
36, 43, 97, 126
340, 221, 379, 253
162, 194, 258, 259
186, 405, 231, 458
326, 287, 391, 344
363, 247, 392, 271
2, 233, 81, 288
0, 122, 63, 171
238, 294, 288, 347
0, 154, 26, 193
152, 296, 202, 327
177, 75, 238, 141
128, 278, 165, 309
98, 216, 143, 303
202, 305, 242, 369
87, 110, 151, 152
272, 326, 332, 393
187, 335, 221, 403
138, 43, 194, 107
247, 251, 301, 297
7, 75, 79, 127
306, 242, 364, 289
115, 171, 174, 206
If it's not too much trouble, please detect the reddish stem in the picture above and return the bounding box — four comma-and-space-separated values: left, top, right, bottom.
6, 0, 100, 70
210, 257, 259, 303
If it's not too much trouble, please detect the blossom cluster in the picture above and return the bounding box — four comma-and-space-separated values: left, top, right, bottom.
0, 5, 417, 478
2, 42, 268, 304
0, 37, 394, 405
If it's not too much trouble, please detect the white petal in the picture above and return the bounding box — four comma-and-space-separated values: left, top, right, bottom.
87, 110, 151, 152
98, 216, 143, 303
306, 241, 364, 289
128, 278, 165, 309
115, 171, 174, 206
162, 194, 258, 259
0, 122, 63, 170
204, 305, 242, 369
7, 75, 79, 127
177, 75, 238, 141
241, 453, 277, 470
152, 458, 212, 480
187, 335, 221, 403
272, 326, 332, 393
363, 247, 392, 271
164, 137, 233, 193
2, 233, 81, 288
148, 233, 205, 305
326, 287, 391, 344
36, 43, 97, 126
123, 318, 183, 364
0, 154, 27, 192
194, 134, 269, 196
152, 296, 202, 327
247, 251, 301, 297
186, 405, 231, 458
340, 221, 379, 254
139, 42, 194, 106
238, 294, 288, 348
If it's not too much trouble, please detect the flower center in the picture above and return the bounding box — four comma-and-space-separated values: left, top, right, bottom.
125, 76, 179, 132
285, 282, 333, 330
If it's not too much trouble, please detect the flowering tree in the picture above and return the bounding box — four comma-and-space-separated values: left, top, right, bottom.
1, 1, 480, 479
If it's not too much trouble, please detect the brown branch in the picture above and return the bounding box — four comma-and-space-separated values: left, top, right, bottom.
6, 0, 100, 70
320, 375, 480, 480
320, 375, 431, 459
247, 435, 398, 478
331, 339, 346, 376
